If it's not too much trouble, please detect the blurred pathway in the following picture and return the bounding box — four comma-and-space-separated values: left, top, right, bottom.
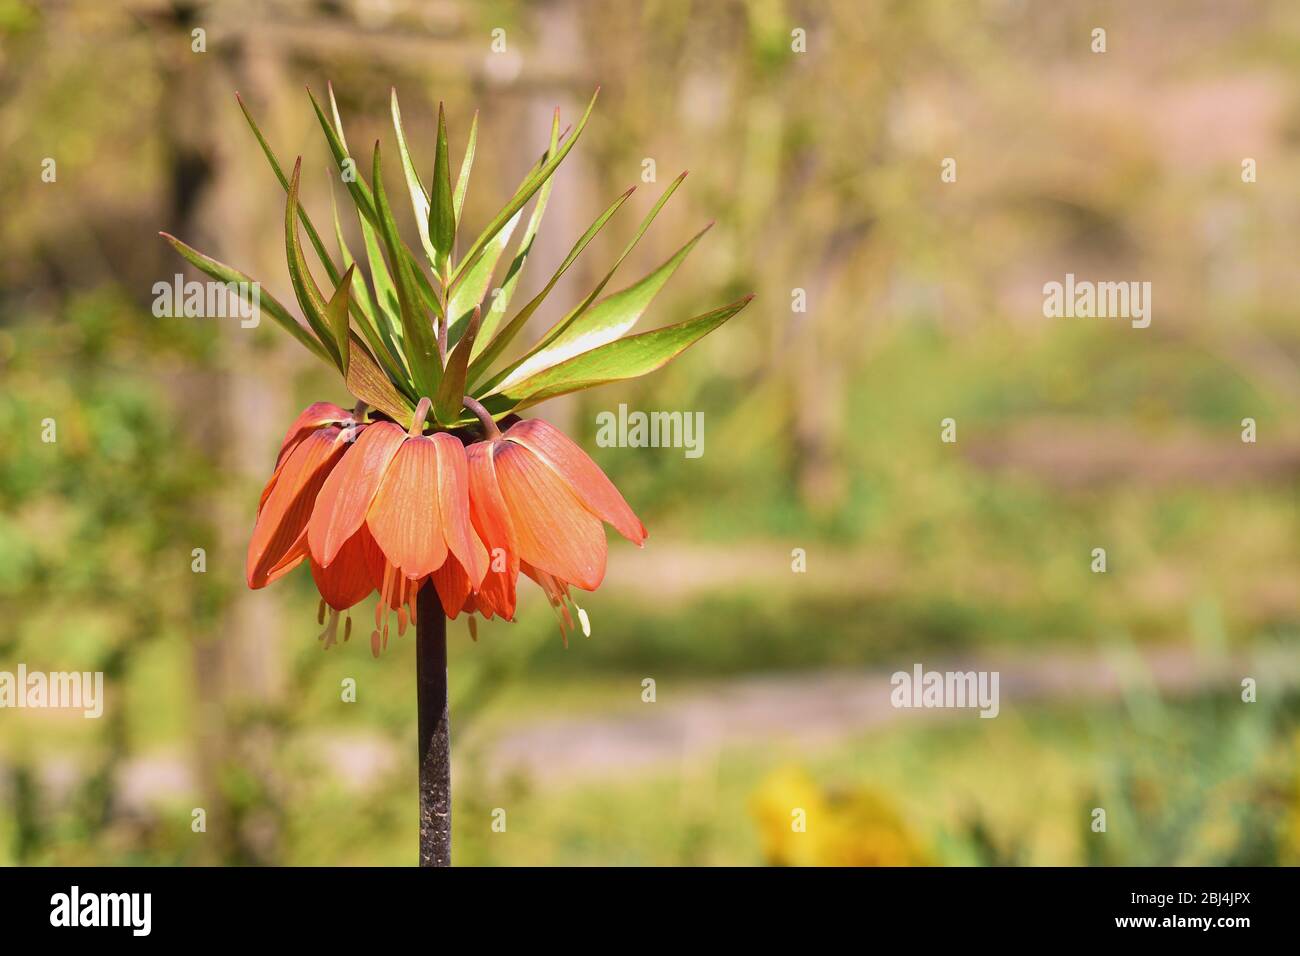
485, 644, 1300, 787
10, 643, 1293, 807
598, 540, 1300, 622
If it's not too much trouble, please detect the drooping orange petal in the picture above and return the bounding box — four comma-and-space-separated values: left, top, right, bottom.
432, 432, 488, 589
247, 427, 347, 588
257, 403, 354, 515
311, 525, 385, 610
367, 436, 447, 578
466, 441, 518, 620
309, 421, 407, 568
493, 439, 607, 591
276, 402, 352, 467
263, 529, 309, 585
505, 418, 646, 545
431, 555, 475, 619
256, 462, 283, 517
462, 592, 488, 621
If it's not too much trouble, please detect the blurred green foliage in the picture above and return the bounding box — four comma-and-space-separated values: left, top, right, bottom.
0, 290, 221, 862
1, 0, 1297, 865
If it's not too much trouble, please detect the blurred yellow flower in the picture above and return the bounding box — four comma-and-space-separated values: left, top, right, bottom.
749, 767, 930, 867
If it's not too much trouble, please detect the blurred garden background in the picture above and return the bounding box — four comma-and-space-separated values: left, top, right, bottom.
1, 0, 1299, 865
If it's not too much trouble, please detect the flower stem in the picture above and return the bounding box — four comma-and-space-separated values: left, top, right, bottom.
461, 395, 502, 440
409, 397, 433, 436
415, 580, 451, 866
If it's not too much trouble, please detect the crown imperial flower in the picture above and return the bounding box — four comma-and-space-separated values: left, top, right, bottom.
171, 86, 750, 648
164, 81, 752, 866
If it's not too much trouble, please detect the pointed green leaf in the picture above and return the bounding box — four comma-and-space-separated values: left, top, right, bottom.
450, 87, 600, 287
330, 180, 414, 392
472, 110, 560, 354
429, 102, 456, 279
308, 86, 378, 225
372, 141, 442, 399
467, 185, 636, 387
346, 331, 415, 428
445, 116, 569, 348
328, 178, 380, 341
481, 172, 690, 393
360, 217, 405, 346
433, 306, 481, 426
236, 92, 342, 286
320, 84, 439, 328
411, 253, 445, 321
330, 187, 415, 398
319, 84, 409, 349
159, 232, 330, 363
285, 160, 342, 369
327, 82, 348, 149
446, 208, 520, 349
482, 295, 754, 415
329, 179, 374, 319
453, 110, 478, 225
494, 221, 711, 391
391, 87, 438, 267
325, 264, 355, 375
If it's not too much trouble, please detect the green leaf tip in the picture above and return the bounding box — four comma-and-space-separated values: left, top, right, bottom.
173, 82, 748, 420
429, 100, 456, 279
482, 292, 755, 416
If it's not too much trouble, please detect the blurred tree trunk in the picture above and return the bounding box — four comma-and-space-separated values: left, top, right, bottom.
790, 226, 864, 513
153, 0, 286, 865
740, 88, 849, 514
